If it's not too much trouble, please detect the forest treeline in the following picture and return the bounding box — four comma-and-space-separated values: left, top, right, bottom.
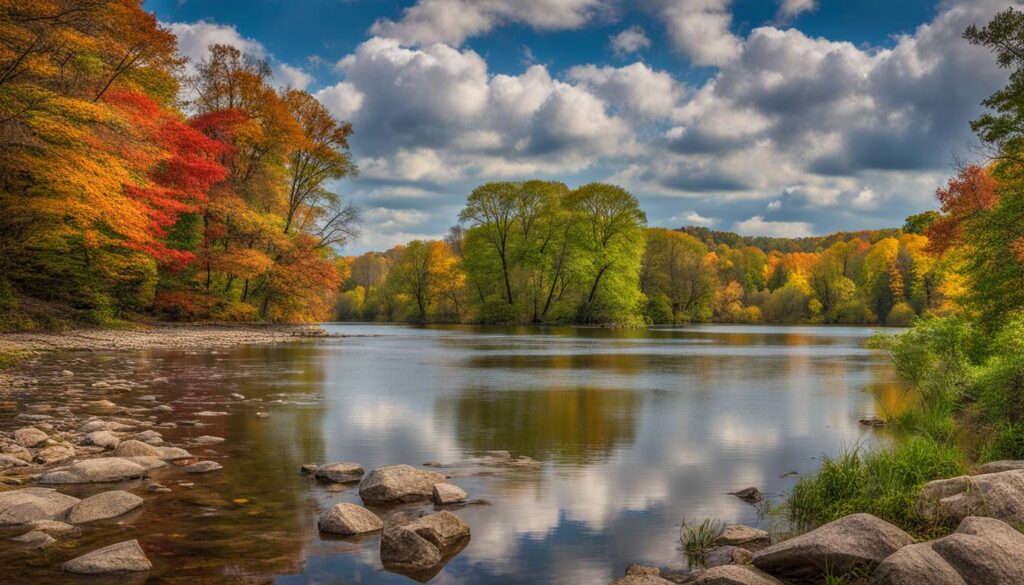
337, 183, 954, 326
0, 1, 360, 330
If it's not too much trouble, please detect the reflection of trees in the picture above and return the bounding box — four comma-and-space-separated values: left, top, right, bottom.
440, 388, 641, 463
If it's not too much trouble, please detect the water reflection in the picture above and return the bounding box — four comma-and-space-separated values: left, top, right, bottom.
0, 324, 901, 585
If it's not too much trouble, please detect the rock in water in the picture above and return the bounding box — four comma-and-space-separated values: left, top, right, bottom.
317, 503, 383, 535
66, 490, 143, 524
380, 511, 471, 573
705, 545, 754, 568
917, 469, 1024, 526
718, 524, 770, 545
14, 427, 48, 448
83, 430, 121, 450
729, 487, 763, 503
63, 539, 152, 574
313, 462, 364, 484
34, 458, 147, 484
752, 513, 913, 583
28, 519, 80, 536
184, 460, 222, 473
113, 440, 163, 458
12, 530, 55, 548
359, 465, 446, 504
432, 483, 468, 505
872, 516, 1024, 585
34, 445, 75, 465
0, 488, 80, 526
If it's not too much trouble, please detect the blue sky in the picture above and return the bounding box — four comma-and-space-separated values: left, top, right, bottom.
147, 0, 1014, 253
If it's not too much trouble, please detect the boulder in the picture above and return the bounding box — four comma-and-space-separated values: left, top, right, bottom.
317, 503, 383, 535
609, 565, 676, 585
14, 427, 48, 448
432, 482, 468, 505
83, 430, 121, 450
12, 529, 55, 548
113, 440, 162, 458
184, 460, 222, 473
123, 456, 168, 470
3, 444, 33, 462
63, 539, 152, 574
158, 446, 192, 459
974, 460, 1024, 475
752, 513, 913, 583
0, 453, 29, 469
380, 511, 470, 572
871, 516, 1024, 585
128, 430, 163, 445
66, 490, 143, 523
718, 525, 770, 546
35, 457, 147, 484
313, 462, 364, 484
686, 565, 785, 585
0, 487, 80, 525
359, 465, 446, 504
706, 546, 754, 568
35, 445, 75, 464
918, 470, 1024, 526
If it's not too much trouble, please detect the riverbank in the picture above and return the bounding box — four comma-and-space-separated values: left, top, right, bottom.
0, 323, 330, 356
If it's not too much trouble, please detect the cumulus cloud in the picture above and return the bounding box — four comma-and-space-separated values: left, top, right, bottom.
567, 62, 683, 118
610, 25, 651, 58
166, 20, 266, 68
658, 0, 741, 66
313, 81, 365, 120
275, 63, 313, 90
734, 215, 814, 237
672, 211, 718, 226
777, 0, 816, 21
369, 0, 609, 46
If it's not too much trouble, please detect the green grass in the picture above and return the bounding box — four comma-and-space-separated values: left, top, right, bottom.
0, 349, 27, 371
785, 436, 965, 535
680, 518, 725, 568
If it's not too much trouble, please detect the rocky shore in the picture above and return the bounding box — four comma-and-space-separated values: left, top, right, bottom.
0, 323, 331, 355
612, 465, 1024, 585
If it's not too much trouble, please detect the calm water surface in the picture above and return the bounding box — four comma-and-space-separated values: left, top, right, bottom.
0, 324, 905, 584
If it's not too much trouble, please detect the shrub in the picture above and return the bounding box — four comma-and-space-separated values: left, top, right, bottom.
885, 302, 916, 327
680, 518, 725, 568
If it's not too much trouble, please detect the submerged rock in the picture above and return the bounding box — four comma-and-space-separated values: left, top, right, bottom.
113, 440, 162, 458
184, 460, 222, 473
380, 511, 471, 573
28, 519, 80, 536
0, 488, 80, 526
317, 503, 383, 535
314, 462, 364, 484
432, 483, 467, 505
752, 513, 913, 583
66, 490, 143, 524
917, 469, 1024, 526
35, 458, 147, 484
705, 545, 754, 568
729, 487, 763, 503
12, 529, 55, 548
83, 430, 121, 450
872, 516, 1024, 585
63, 539, 152, 574
359, 465, 446, 504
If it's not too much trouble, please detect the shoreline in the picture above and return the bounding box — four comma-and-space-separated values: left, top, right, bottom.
0, 323, 330, 356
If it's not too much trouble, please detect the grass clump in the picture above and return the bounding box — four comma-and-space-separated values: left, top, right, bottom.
680, 518, 725, 568
786, 436, 965, 534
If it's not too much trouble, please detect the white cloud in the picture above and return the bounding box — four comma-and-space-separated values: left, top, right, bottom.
610, 25, 651, 58
275, 63, 313, 90
567, 62, 683, 118
777, 0, 817, 21
658, 0, 741, 67
672, 211, 718, 226
166, 20, 267, 67
850, 187, 878, 210
313, 81, 365, 120
734, 215, 814, 237
369, 0, 608, 46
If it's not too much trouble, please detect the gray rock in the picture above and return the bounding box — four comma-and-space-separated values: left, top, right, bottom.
300, 463, 318, 474
35, 457, 147, 484
34, 445, 75, 464
313, 462, 364, 483
317, 503, 383, 535
918, 470, 1024, 526
12, 529, 55, 548
14, 427, 48, 448
706, 546, 754, 568
113, 440, 162, 458
63, 539, 152, 574
128, 430, 163, 445
718, 525, 769, 546
66, 490, 143, 524
0, 487, 80, 525
380, 511, 471, 572
752, 513, 913, 583
83, 430, 121, 450
871, 516, 1024, 585
3, 444, 33, 462
192, 435, 225, 444
0, 453, 29, 469
432, 482, 468, 505
729, 487, 763, 503
184, 460, 222, 473
686, 565, 785, 585
28, 519, 80, 536
359, 465, 446, 504
122, 456, 168, 470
